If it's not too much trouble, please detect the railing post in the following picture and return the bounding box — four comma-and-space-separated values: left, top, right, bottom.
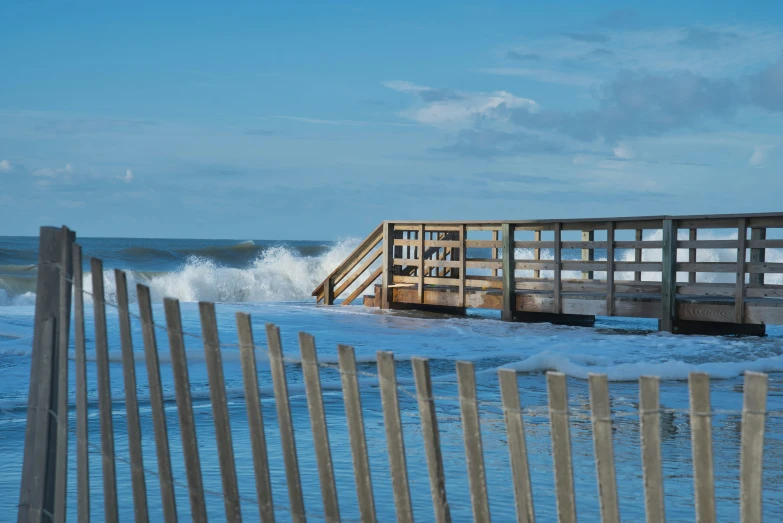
634, 229, 643, 281
606, 222, 615, 317
735, 218, 748, 324
502, 223, 515, 321
582, 230, 594, 280
688, 229, 697, 284
554, 222, 562, 314
324, 276, 334, 306
18, 226, 74, 523
382, 222, 394, 309
750, 227, 766, 286
533, 230, 541, 279
660, 219, 677, 333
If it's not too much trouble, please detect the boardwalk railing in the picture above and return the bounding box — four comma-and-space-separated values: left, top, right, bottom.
17, 226, 779, 522
314, 212, 783, 334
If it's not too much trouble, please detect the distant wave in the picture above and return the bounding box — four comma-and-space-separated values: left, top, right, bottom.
0, 238, 380, 306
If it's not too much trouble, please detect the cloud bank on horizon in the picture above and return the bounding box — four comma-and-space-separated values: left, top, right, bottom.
0, 3, 782, 238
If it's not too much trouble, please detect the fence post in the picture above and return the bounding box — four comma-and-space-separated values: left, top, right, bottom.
660, 219, 677, 332
502, 223, 515, 321
18, 226, 74, 523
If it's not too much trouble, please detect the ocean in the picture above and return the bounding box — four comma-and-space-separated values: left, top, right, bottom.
1, 235, 782, 521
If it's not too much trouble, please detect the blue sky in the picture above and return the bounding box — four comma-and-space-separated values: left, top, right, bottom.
1, 1, 782, 239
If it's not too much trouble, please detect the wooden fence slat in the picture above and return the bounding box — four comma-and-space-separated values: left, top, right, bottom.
137, 285, 178, 523
689, 372, 716, 523
53, 226, 74, 523
27, 317, 56, 523
457, 361, 491, 523
299, 333, 341, 522
163, 298, 208, 523
740, 371, 768, 523
199, 302, 242, 522
497, 369, 534, 523
382, 222, 394, 309
236, 313, 275, 522
73, 245, 90, 523
338, 345, 377, 523
115, 270, 150, 523
588, 374, 620, 523
91, 258, 120, 523
265, 323, 306, 523
546, 371, 576, 523
412, 358, 451, 523
18, 227, 61, 523
377, 351, 414, 522
639, 376, 665, 523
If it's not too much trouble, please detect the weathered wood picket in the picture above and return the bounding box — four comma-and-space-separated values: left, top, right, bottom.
16, 226, 776, 522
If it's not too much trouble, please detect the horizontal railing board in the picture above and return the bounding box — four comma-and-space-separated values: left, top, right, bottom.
561, 241, 609, 249
466, 240, 503, 248
614, 241, 663, 249
747, 239, 783, 248
747, 262, 783, 274
423, 259, 461, 269
676, 262, 737, 273
614, 262, 663, 272
677, 240, 738, 249
515, 261, 556, 270
466, 259, 502, 269
515, 241, 556, 248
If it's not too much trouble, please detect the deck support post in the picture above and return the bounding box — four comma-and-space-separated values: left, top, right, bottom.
660, 219, 677, 333
324, 277, 334, 306
502, 223, 515, 322
381, 222, 394, 309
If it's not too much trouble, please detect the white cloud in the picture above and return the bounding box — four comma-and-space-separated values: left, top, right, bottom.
613, 143, 635, 160
749, 145, 771, 167
118, 168, 134, 183
479, 67, 598, 87
0, 159, 14, 173
384, 80, 539, 128
32, 163, 75, 178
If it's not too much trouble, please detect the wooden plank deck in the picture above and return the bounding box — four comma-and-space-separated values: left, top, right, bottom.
323, 212, 783, 335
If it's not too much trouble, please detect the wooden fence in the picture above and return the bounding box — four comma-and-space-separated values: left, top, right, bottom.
314, 212, 783, 335
16, 226, 778, 522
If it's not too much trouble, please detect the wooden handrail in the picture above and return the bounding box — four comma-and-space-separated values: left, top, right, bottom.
313, 223, 383, 300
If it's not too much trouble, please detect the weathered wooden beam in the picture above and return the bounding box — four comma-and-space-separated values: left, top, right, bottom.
689, 372, 716, 523
581, 230, 594, 280
735, 218, 748, 323
639, 376, 665, 523
606, 222, 615, 316
740, 371, 768, 523
554, 223, 562, 314
502, 223, 515, 321
634, 229, 643, 281
382, 222, 394, 309
412, 358, 451, 523
750, 228, 766, 286
533, 230, 541, 279
660, 220, 677, 332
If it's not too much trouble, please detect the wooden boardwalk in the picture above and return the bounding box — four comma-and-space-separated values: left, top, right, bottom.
314, 212, 783, 335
